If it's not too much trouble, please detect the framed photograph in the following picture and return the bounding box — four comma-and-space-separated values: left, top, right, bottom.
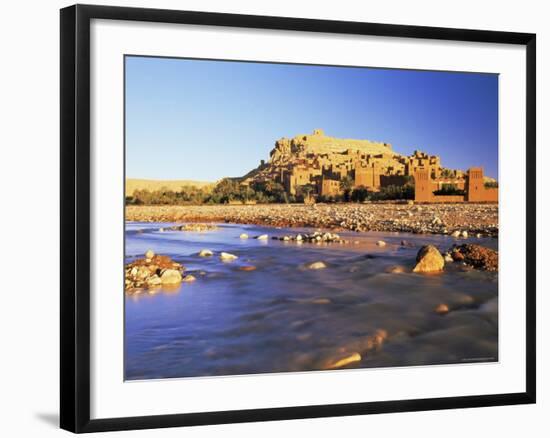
60, 4, 536, 433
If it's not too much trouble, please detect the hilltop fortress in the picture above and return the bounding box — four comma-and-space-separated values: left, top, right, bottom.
238, 129, 497, 203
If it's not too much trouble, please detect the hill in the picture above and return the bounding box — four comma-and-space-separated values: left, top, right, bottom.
238, 129, 449, 197
125, 179, 215, 197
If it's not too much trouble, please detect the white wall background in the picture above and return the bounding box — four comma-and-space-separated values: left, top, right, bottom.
0, 0, 546, 436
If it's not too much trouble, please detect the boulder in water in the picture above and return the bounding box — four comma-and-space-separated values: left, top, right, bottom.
160, 269, 183, 285
220, 252, 238, 261
434, 303, 450, 315
413, 245, 445, 273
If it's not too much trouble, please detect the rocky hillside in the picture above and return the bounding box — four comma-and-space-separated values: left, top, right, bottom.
268, 128, 395, 165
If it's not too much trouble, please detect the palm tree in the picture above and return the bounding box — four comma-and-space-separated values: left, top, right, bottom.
339, 176, 354, 201
440, 168, 454, 179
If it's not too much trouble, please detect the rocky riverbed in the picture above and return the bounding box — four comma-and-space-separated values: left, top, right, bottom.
125, 222, 498, 379
126, 203, 498, 237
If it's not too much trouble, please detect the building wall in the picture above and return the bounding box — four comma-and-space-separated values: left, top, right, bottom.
413, 168, 434, 202
320, 178, 341, 196
414, 167, 498, 203
354, 166, 372, 188
380, 174, 408, 187
466, 167, 499, 202
354, 164, 381, 189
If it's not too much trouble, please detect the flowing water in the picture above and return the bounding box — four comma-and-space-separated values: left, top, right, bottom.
125, 222, 498, 380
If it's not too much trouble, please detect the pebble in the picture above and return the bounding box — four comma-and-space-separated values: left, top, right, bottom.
126, 204, 498, 237
256, 234, 269, 240
146, 275, 162, 286
434, 303, 450, 315
177, 223, 218, 232
376, 240, 386, 247
385, 265, 406, 274
145, 249, 155, 259
220, 252, 238, 261
307, 261, 327, 270
239, 233, 249, 239
125, 254, 185, 292
276, 231, 342, 243
450, 243, 498, 271
198, 249, 213, 257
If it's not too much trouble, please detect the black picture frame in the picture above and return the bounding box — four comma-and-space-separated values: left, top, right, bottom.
60, 4, 536, 433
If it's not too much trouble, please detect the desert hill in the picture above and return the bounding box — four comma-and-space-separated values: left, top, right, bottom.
126, 179, 215, 197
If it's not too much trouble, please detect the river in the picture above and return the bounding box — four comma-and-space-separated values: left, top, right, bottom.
125, 222, 498, 380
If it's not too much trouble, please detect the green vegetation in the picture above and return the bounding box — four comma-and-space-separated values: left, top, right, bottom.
339, 176, 354, 202
126, 185, 211, 205
317, 183, 414, 203
433, 184, 465, 196
350, 186, 369, 202
440, 168, 455, 178
125, 178, 417, 206
126, 179, 295, 205
369, 184, 415, 201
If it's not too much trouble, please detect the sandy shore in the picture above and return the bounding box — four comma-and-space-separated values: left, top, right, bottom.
126, 203, 498, 236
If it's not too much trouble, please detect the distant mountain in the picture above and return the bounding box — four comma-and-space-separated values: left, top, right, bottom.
125, 179, 215, 197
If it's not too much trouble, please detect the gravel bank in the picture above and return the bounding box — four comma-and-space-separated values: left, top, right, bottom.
126, 203, 498, 236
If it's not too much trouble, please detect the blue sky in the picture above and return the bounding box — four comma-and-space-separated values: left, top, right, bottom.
125, 56, 498, 181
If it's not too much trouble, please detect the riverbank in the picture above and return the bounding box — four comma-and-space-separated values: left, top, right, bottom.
126, 203, 498, 236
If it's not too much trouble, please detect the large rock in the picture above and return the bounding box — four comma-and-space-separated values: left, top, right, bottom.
160, 269, 183, 285
146, 274, 162, 286
413, 245, 445, 273
451, 244, 498, 271
125, 253, 185, 292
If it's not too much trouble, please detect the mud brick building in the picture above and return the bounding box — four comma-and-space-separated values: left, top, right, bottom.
414, 167, 498, 203
240, 129, 497, 203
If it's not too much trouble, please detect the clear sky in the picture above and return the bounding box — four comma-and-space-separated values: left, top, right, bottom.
125, 56, 498, 181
